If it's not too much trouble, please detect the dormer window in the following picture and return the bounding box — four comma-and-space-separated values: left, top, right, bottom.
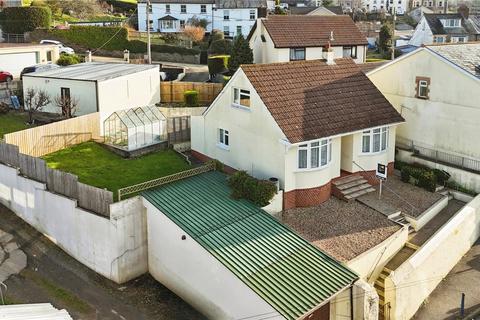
442, 19, 460, 27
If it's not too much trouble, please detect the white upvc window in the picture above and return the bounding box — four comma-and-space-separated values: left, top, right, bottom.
218, 128, 229, 148
201, 4, 207, 13
250, 9, 256, 20
233, 88, 250, 107
165, 4, 170, 13
224, 10, 230, 20
362, 127, 388, 154
298, 139, 332, 170
223, 26, 230, 37
181, 4, 187, 13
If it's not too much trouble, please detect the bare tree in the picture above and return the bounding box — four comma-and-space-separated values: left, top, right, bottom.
24, 88, 51, 124
54, 94, 79, 118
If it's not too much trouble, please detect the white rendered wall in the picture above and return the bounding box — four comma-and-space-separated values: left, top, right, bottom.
368, 49, 480, 160
0, 163, 148, 284
0, 45, 60, 77
143, 199, 284, 320
408, 17, 434, 46
386, 195, 479, 320
22, 77, 98, 116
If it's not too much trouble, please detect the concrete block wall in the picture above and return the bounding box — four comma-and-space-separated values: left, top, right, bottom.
0, 163, 148, 284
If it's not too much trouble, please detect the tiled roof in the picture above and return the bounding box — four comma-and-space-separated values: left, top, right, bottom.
262, 15, 368, 48
143, 171, 358, 320
241, 59, 404, 143
427, 43, 480, 78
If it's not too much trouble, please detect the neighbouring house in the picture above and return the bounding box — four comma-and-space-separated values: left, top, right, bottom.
137, 0, 267, 38
367, 43, 480, 191
363, 0, 407, 14
408, 10, 480, 46
0, 0, 21, 8
248, 15, 368, 64
0, 43, 60, 78
410, 0, 446, 12
22, 62, 160, 131
408, 5, 434, 23
289, 5, 344, 15
191, 58, 404, 209
142, 170, 378, 320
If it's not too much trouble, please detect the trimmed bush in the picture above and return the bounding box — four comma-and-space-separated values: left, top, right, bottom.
208, 39, 232, 55
0, 6, 51, 33
57, 54, 81, 66
418, 171, 436, 192
228, 171, 277, 207
184, 90, 199, 107
208, 55, 228, 77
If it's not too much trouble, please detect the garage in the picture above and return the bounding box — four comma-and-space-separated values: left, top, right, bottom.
0, 52, 38, 76
0, 43, 59, 77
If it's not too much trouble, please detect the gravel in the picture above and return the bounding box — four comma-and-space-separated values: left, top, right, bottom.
359, 175, 443, 217
283, 197, 401, 262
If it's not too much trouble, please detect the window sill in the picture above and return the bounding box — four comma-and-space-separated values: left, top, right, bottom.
359, 150, 388, 156
231, 103, 251, 111
217, 143, 230, 151
294, 163, 330, 173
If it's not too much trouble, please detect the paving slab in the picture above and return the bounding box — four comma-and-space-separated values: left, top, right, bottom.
0, 233, 13, 245
3, 242, 18, 253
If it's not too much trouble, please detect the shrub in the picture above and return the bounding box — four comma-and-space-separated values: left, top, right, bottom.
210, 29, 224, 42
0, 6, 51, 33
446, 181, 478, 196
56, 54, 81, 66
208, 55, 228, 77
433, 169, 450, 185
400, 166, 410, 183
228, 171, 277, 207
184, 90, 199, 107
418, 171, 436, 192
208, 39, 232, 55
183, 25, 205, 43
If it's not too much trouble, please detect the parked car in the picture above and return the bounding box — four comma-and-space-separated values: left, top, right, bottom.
40, 39, 75, 55
0, 71, 13, 83
20, 64, 60, 80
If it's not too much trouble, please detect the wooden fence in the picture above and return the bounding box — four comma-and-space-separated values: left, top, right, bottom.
160, 81, 223, 104
4, 112, 100, 157
0, 142, 113, 217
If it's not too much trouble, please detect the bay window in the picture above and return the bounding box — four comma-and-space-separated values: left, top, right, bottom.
298, 139, 332, 170
362, 127, 388, 154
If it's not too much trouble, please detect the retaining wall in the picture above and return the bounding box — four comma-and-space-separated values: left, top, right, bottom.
385, 194, 480, 319
0, 163, 148, 284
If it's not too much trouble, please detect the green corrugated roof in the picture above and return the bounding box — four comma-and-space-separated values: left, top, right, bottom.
143, 171, 358, 319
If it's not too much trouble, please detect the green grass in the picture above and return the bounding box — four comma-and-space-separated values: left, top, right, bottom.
0, 112, 32, 139
23, 270, 92, 314
42, 141, 191, 199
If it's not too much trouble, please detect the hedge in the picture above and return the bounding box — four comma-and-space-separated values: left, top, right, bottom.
0, 6, 51, 33
184, 90, 199, 107
228, 171, 277, 207
399, 162, 451, 192
30, 26, 200, 55
57, 54, 81, 66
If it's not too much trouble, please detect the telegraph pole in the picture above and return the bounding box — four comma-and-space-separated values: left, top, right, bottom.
146, 0, 152, 64
391, 5, 396, 61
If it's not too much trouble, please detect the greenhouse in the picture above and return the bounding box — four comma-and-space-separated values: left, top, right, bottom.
104, 106, 167, 151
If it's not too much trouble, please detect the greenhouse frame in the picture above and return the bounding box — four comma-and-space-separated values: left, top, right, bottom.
104, 106, 167, 151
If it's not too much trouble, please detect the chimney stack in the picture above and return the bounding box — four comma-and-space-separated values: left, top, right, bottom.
323, 42, 335, 65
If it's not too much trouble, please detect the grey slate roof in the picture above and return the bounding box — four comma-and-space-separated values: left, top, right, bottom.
159, 14, 178, 20
23, 62, 158, 82
214, 0, 267, 8
427, 43, 480, 78
424, 13, 469, 35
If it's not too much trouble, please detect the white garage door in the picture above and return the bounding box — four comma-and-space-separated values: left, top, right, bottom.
0, 52, 39, 77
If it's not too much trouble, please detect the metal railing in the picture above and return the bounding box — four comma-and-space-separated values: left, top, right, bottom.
396, 137, 480, 174
117, 161, 216, 201
1, 33, 25, 43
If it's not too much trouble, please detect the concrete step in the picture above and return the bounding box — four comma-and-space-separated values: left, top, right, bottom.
335, 178, 369, 190
345, 187, 376, 200
342, 183, 373, 195
375, 280, 384, 288
332, 175, 363, 186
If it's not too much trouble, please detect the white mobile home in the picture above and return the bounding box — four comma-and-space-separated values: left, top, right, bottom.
22, 62, 161, 129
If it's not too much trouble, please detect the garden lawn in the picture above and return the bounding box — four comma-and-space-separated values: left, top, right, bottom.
42, 141, 191, 200
0, 112, 31, 139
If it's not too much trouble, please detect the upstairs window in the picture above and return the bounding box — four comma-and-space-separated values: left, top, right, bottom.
181, 5, 187, 13
219, 128, 229, 147
165, 4, 170, 13
223, 26, 230, 37
415, 76, 430, 99
343, 46, 357, 59
298, 139, 332, 170
362, 127, 388, 153
224, 10, 230, 20
290, 48, 305, 61
201, 4, 207, 13
250, 9, 256, 20
233, 88, 251, 107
